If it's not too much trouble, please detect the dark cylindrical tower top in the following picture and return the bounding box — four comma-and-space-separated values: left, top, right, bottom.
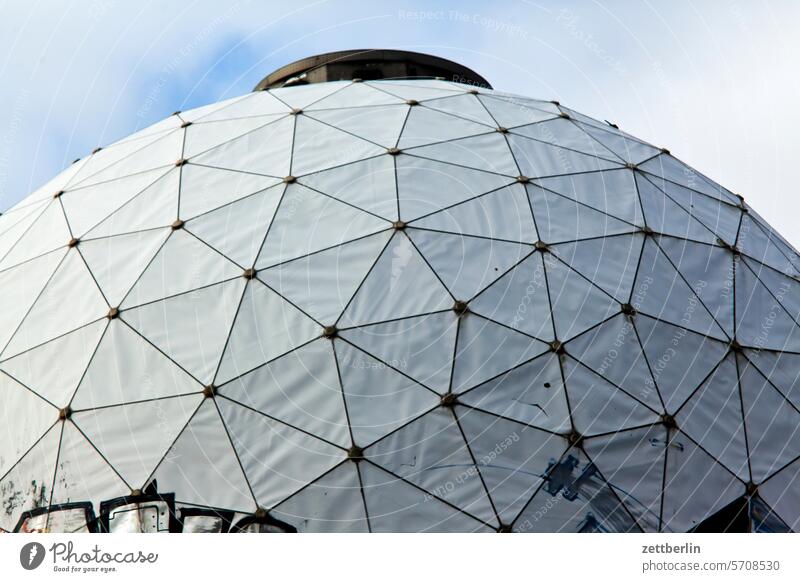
254, 49, 492, 91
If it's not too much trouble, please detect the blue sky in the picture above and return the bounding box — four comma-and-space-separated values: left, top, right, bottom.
1, 0, 798, 243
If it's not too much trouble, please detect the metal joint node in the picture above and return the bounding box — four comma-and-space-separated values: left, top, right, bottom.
453, 300, 469, 315
440, 392, 458, 408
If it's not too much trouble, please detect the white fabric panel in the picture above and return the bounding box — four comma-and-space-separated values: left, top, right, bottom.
336, 340, 440, 445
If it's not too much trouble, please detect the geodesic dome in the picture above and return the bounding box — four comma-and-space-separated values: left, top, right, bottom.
2, 53, 800, 533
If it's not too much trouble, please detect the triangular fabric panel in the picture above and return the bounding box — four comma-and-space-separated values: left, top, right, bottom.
651, 176, 741, 246
412, 183, 536, 243
577, 122, 661, 164
259, 231, 392, 324
0, 424, 61, 531
512, 117, 622, 161
562, 356, 660, 436
584, 425, 667, 532
512, 446, 640, 532
639, 154, 740, 206
551, 233, 642, 303
634, 315, 729, 413
271, 461, 369, 532
410, 228, 530, 301
339, 233, 453, 327
306, 82, 407, 109
527, 182, 637, 244
71, 320, 201, 409
79, 228, 171, 306
422, 93, 497, 126
633, 237, 727, 340
151, 399, 255, 513
0, 250, 66, 354
10, 156, 89, 210
535, 168, 643, 227
270, 81, 351, 110
256, 184, 389, 268
737, 355, 800, 482
67, 130, 178, 188
469, 252, 553, 341
359, 461, 491, 532
744, 349, 800, 411
50, 421, 129, 506
751, 216, 797, 265
178, 94, 250, 123
452, 314, 550, 393
508, 133, 623, 178
0, 200, 49, 261
0, 374, 57, 476
122, 278, 246, 385
339, 311, 458, 394
335, 340, 440, 446
186, 184, 284, 268
3, 250, 107, 359
749, 495, 792, 532
83, 169, 180, 239
73, 394, 202, 488
657, 236, 734, 337
178, 163, 282, 220
0, 200, 71, 270
661, 430, 744, 532
396, 155, 514, 221
291, 115, 385, 176
567, 314, 659, 408
366, 81, 463, 103
675, 354, 749, 480
477, 95, 560, 128
72, 130, 184, 188
122, 229, 241, 308
459, 352, 570, 433
458, 408, 566, 524
219, 339, 350, 447
366, 408, 497, 524
190, 92, 290, 122
738, 214, 799, 275
735, 259, 800, 351
398, 105, 493, 149
215, 280, 321, 385
297, 155, 398, 220
406, 131, 519, 176
543, 252, 621, 341
636, 173, 719, 244
306, 105, 409, 149
216, 397, 346, 510
760, 460, 800, 531
183, 114, 285, 159
0, 319, 106, 408
191, 115, 294, 177
113, 117, 182, 145
742, 257, 800, 324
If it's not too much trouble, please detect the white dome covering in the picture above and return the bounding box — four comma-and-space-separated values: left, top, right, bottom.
1, 77, 799, 532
